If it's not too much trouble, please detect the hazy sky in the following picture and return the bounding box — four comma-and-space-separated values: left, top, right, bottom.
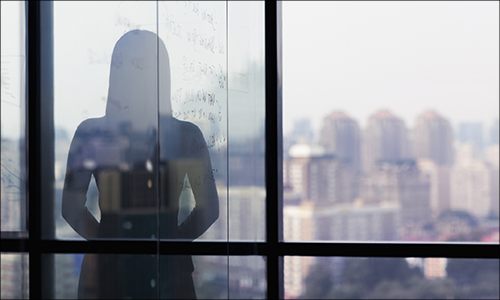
282, 1, 499, 135
1, 2, 499, 140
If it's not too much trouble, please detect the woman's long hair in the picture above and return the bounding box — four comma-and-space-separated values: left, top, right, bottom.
105, 30, 172, 132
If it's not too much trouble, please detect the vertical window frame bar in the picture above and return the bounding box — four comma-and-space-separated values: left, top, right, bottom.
265, 1, 284, 299
26, 1, 55, 298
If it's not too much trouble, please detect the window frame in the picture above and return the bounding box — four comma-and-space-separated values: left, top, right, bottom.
1, 1, 498, 299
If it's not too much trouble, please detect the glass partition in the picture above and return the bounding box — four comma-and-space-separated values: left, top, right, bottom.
48, 1, 265, 298
157, 1, 227, 243
227, 1, 266, 242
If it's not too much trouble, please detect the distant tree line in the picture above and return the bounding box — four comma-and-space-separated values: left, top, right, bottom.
301, 257, 499, 299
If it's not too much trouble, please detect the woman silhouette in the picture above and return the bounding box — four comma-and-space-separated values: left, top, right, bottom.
62, 30, 219, 299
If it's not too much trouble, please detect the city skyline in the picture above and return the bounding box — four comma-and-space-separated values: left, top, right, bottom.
283, 1, 499, 135
284, 106, 499, 227
287, 108, 499, 150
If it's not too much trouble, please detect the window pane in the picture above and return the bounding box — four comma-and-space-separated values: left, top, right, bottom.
192, 256, 267, 299
54, 2, 160, 240
54, 1, 228, 242
283, 1, 500, 242
228, 256, 266, 299
52, 1, 230, 298
52, 253, 158, 299
1, 1, 27, 233
226, 1, 266, 242
50, 254, 267, 300
157, 1, 227, 242
1, 253, 29, 299
284, 256, 500, 299
53, 254, 84, 299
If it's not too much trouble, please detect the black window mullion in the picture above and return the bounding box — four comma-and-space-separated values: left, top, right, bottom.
277, 242, 500, 259
3, 238, 498, 258
265, 1, 284, 299
26, 1, 42, 299
26, 1, 55, 299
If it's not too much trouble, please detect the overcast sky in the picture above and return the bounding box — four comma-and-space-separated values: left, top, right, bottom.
2, 2, 499, 140
282, 1, 499, 135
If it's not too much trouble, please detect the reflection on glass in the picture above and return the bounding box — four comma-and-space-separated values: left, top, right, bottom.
53, 255, 267, 300
190, 256, 266, 299
52, 254, 267, 300
1, 0, 26, 233
285, 256, 500, 299
0, 253, 29, 299
283, 2, 500, 243
54, 254, 82, 299
228, 256, 266, 299
69, 253, 158, 299
158, 1, 228, 243
54, 2, 231, 299
61, 30, 219, 299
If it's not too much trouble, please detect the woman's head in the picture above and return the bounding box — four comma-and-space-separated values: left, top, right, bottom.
106, 30, 172, 130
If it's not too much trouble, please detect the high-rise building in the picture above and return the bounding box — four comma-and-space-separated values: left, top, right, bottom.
284, 119, 315, 157
284, 144, 357, 206
417, 159, 451, 218
319, 111, 361, 173
424, 258, 447, 279
450, 144, 495, 217
0, 254, 29, 299
200, 185, 265, 241
458, 122, 484, 155
361, 160, 431, 228
283, 201, 314, 299
291, 118, 315, 143
283, 200, 400, 298
485, 145, 499, 217
362, 110, 410, 173
413, 110, 454, 165
489, 119, 499, 146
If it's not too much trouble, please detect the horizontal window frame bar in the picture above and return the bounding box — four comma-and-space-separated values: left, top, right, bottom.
278, 242, 500, 259
0, 239, 265, 255
2, 238, 498, 258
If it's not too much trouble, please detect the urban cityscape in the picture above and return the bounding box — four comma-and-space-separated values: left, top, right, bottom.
283, 110, 499, 298
2, 0, 499, 297
2, 110, 499, 299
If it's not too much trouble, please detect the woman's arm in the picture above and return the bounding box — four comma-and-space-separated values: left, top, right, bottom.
177, 125, 219, 240
62, 123, 100, 240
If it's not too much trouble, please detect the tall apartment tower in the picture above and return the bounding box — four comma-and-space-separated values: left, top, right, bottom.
413, 110, 454, 165
284, 144, 356, 206
412, 110, 453, 218
489, 119, 499, 146
319, 111, 361, 173
362, 110, 410, 173
450, 144, 496, 217
361, 160, 431, 228
458, 122, 484, 155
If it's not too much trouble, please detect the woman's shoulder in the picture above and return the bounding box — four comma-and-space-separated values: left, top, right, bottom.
171, 118, 204, 137
73, 116, 107, 138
